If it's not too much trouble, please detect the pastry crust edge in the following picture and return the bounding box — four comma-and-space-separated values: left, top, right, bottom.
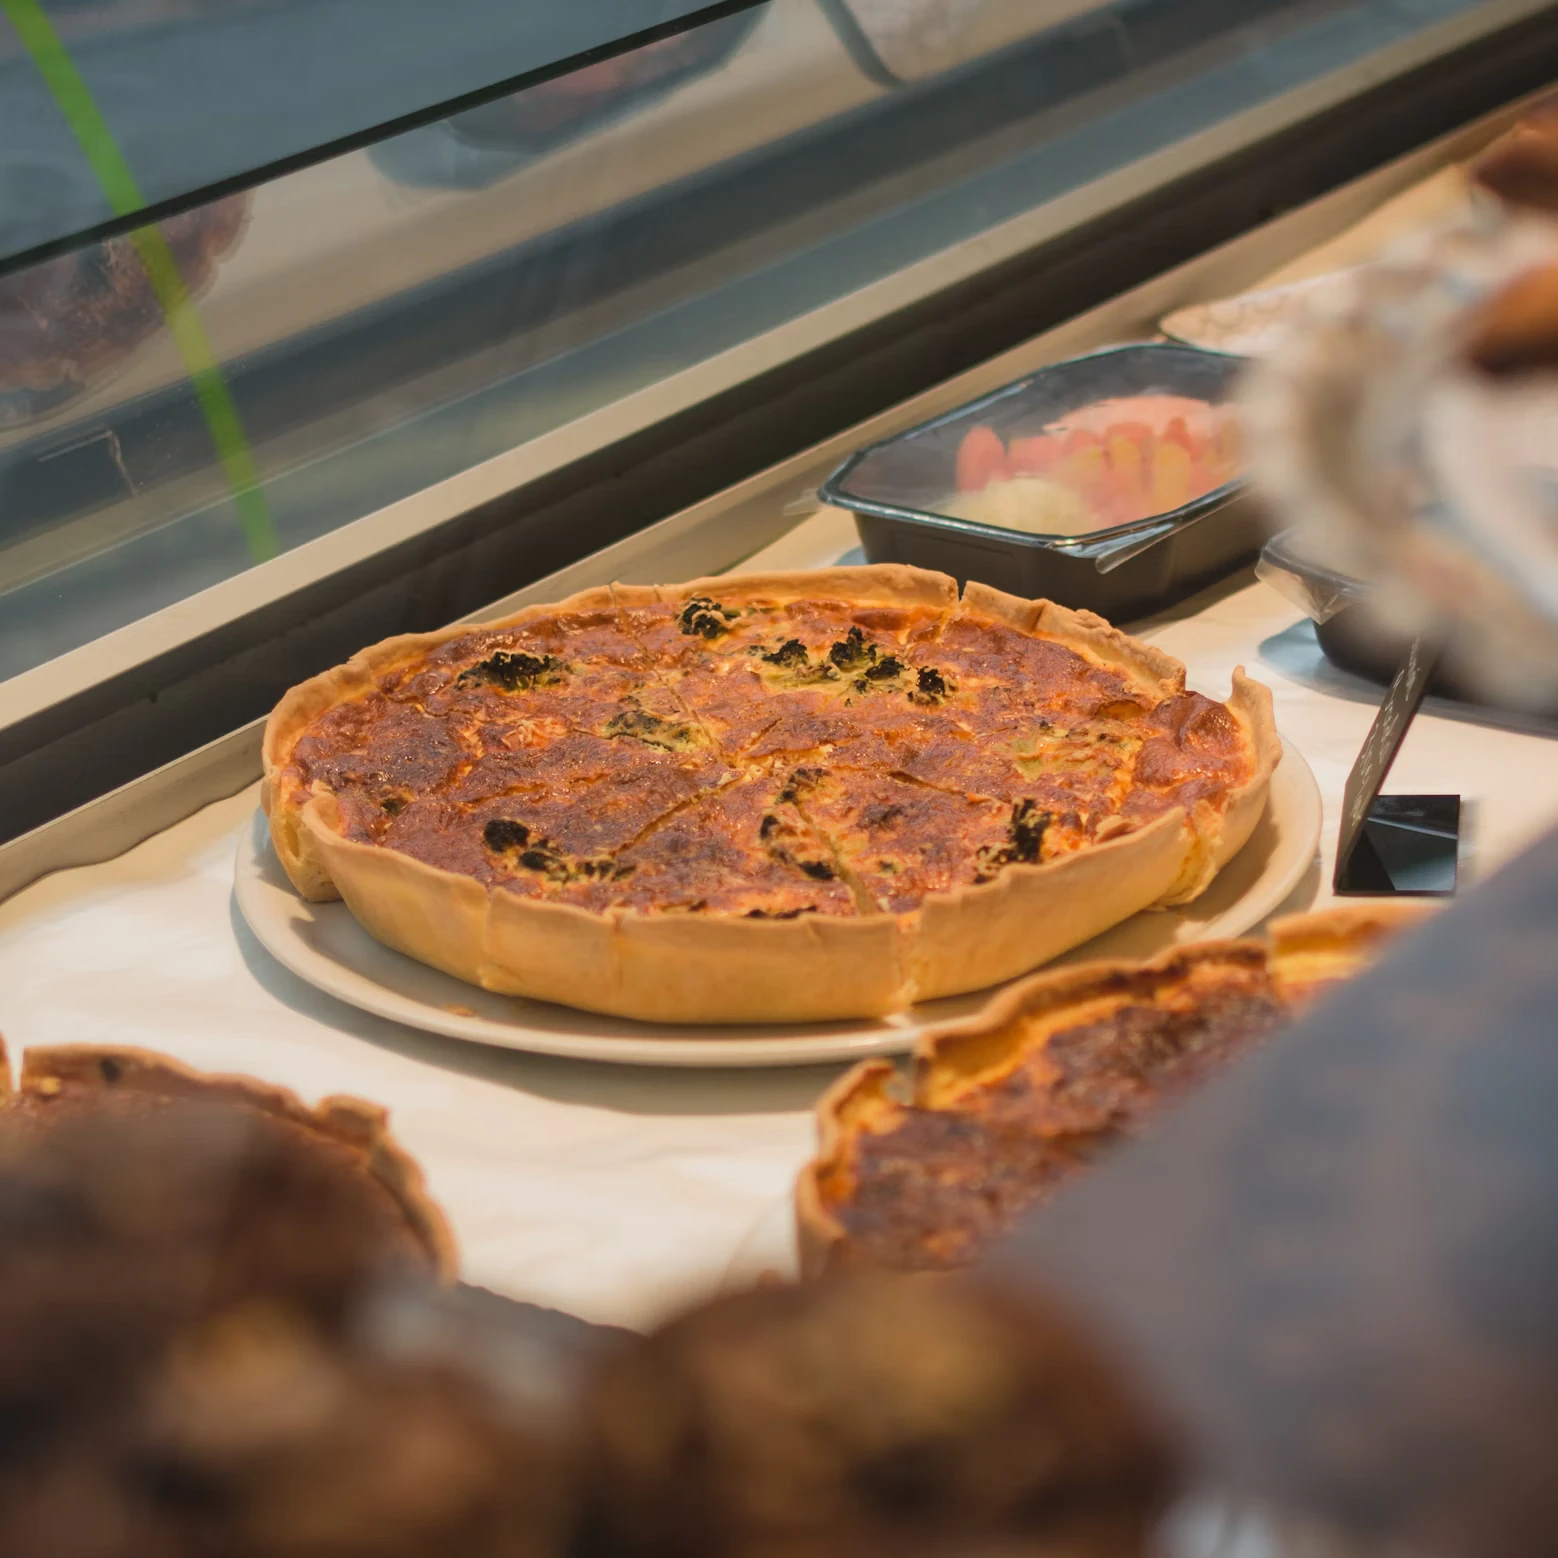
262, 566, 1278, 1026
0, 1039, 457, 1281
795, 900, 1433, 1276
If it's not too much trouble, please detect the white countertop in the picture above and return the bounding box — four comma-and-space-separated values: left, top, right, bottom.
4, 508, 1557, 1331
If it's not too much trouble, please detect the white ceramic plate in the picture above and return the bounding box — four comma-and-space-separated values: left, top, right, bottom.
233, 740, 1319, 1068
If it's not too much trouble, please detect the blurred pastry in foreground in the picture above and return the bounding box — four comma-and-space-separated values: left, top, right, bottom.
1472, 102, 1558, 215
799, 904, 1430, 1275
0, 1040, 455, 1281
0, 1088, 572, 1558
578, 1274, 1179, 1558
1462, 259, 1558, 376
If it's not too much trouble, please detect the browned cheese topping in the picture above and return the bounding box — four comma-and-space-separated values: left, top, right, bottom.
825, 950, 1288, 1270
281, 595, 1253, 920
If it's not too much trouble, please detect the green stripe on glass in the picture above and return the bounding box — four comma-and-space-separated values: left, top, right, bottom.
1, 0, 279, 563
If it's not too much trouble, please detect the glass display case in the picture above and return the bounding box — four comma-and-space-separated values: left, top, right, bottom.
2, 0, 1554, 858
5, 10, 1558, 1555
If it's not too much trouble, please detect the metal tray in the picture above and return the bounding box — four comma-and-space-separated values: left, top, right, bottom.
820, 343, 1258, 623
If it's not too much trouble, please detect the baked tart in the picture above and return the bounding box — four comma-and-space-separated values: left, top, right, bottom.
0, 1058, 574, 1557
0, 1039, 455, 1282
1471, 99, 1558, 216
798, 904, 1429, 1274
263, 567, 1279, 1024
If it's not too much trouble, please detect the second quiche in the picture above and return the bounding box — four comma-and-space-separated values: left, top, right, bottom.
262, 566, 1279, 1024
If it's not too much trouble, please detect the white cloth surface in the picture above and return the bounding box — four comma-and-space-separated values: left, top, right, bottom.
3, 510, 1558, 1331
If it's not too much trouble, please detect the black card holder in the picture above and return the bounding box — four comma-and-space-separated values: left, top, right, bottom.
1333, 638, 1460, 897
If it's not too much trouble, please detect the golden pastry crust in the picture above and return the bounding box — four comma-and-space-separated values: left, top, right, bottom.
0, 1040, 456, 1280
1266, 900, 1432, 1006
263, 566, 1280, 1025
797, 902, 1432, 1274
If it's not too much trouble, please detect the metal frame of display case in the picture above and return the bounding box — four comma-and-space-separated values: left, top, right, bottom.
3, 0, 1558, 902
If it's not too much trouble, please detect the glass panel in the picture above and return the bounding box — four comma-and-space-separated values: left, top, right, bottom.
0, 0, 1504, 683
0, 0, 754, 264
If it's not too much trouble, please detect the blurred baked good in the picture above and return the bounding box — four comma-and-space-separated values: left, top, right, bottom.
450, 14, 759, 150
0, 1049, 572, 1558
1463, 259, 1558, 376
578, 1274, 1179, 1558
1472, 102, 1558, 214
0, 1040, 454, 1281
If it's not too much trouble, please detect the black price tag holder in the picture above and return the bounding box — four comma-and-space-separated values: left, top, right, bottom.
1333, 637, 1460, 897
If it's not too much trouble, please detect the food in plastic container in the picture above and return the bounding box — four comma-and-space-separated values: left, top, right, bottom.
821, 343, 1256, 622
947, 395, 1242, 535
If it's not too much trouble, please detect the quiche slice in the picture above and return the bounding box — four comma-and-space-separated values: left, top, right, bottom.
263, 566, 1280, 1025
797, 903, 1430, 1274
0, 1041, 455, 1280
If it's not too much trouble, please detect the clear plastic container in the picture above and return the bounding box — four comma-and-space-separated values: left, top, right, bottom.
820, 343, 1257, 622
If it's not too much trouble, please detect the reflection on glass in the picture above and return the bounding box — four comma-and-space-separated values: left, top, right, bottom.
0, 199, 244, 431
0, 0, 1491, 683
0, 0, 747, 263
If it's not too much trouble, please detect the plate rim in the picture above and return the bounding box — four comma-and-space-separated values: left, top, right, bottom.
234, 739, 1321, 1068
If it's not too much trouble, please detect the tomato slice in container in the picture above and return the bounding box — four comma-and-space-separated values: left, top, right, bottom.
1008, 434, 1062, 475
1105, 434, 1147, 507
1150, 438, 1194, 512
1107, 420, 1154, 448
954, 426, 1010, 492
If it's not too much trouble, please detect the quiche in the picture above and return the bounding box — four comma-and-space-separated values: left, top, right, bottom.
797, 903, 1430, 1274
0, 1055, 583, 1558
262, 566, 1279, 1025
0, 1040, 456, 1280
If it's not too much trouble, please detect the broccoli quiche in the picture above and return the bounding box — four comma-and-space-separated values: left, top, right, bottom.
262, 567, 1279, 1024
